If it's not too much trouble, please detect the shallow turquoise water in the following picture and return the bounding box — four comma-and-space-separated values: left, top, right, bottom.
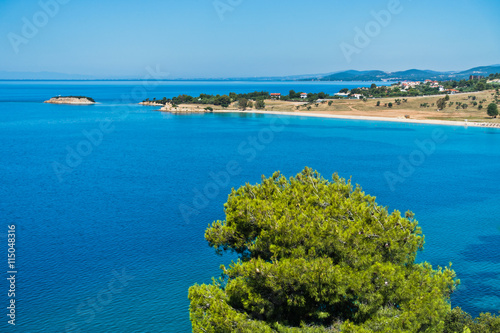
0, 82, 499, 332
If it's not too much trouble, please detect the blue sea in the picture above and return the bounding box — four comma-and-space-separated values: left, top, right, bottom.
0, 81, 499, 332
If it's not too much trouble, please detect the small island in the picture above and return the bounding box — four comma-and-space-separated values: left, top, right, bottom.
44, 96, 96, 105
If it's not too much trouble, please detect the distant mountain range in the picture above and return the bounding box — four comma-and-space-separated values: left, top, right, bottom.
1, 65, 499, 81
310, 65, 500, 82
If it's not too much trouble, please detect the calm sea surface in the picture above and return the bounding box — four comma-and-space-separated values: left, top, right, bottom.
0, 81, 499, 332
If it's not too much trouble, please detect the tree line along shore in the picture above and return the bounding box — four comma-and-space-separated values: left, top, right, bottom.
140, 74, 500, 123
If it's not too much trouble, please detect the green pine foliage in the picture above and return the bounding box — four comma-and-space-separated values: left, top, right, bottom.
444, 307, 500, 333
189, 168, 460, 332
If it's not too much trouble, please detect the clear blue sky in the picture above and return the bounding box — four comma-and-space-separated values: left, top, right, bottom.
1, 0, 499, 78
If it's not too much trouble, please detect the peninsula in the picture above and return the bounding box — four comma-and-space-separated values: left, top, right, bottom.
140, 74, 500, 127
44, 96, 96, 105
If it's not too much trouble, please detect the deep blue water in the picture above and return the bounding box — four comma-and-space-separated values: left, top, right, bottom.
0, 80, 390, 103
1, 81, 499, 332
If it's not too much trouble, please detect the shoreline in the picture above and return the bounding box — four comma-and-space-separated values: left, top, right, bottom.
212, 110, 500, 129
146, 88, 500, 128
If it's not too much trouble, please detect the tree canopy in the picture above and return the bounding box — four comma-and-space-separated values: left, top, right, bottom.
437, 98, 447, 110
239, 98, 249, 110
487, 103, 498, 118
255, 99, 266, 110
189, 168, 460, 332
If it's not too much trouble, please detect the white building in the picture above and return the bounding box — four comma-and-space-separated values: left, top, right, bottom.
334, 93, 349, 98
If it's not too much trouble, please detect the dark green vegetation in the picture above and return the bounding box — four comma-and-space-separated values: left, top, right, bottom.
444, 308, 500, 333
281, 90, 329, 102
143, 89, 324, 106
238, 98, 250, 110
143, 91, 269, 108
255, 99, 266, 110
487, 103, 499, 118
188, 168, 499, 332
437, 96, 448, 110
53, 96, 95, 102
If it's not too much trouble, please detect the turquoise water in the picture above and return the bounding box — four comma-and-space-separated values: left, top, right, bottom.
0, 81, 499, 332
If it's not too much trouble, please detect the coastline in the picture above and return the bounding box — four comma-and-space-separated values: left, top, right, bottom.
212, 110, 500, 129
146, 88, 500, 128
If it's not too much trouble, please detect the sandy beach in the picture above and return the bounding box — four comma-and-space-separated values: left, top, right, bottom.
150, 89, 500, 129
213, 109, 500, 129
